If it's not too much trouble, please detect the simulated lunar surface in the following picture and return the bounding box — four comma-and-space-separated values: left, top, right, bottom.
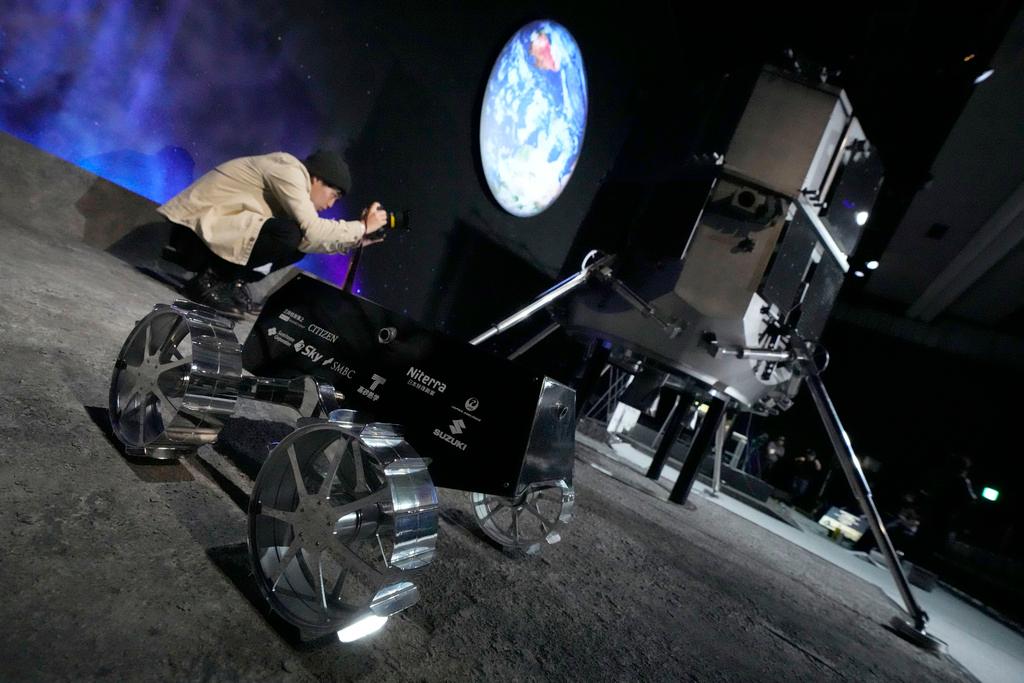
0, 211, 975, 681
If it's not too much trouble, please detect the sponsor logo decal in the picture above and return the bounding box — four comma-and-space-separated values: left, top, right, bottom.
357, 374, 386, 401
432, 428, 467, 451
452, 401, 483, 423
267, 327, 295, 346
449, 419, 465, 435
322, 358, 356, 378
307, 323, 339, 344
293, 339, 324, 364
406, 366, 446, 396
279, 309, 305, 325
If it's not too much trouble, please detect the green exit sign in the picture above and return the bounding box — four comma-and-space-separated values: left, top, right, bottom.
981, 487, 1000, 502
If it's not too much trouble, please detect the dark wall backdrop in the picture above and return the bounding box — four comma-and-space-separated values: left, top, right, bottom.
14, 1, 1010, 329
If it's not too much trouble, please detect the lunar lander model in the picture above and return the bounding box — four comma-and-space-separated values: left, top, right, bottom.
473, 67, 939, 650
106, 67, 939, 650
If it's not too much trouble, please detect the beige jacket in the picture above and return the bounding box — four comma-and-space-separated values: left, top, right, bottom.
157, 152, 365, 265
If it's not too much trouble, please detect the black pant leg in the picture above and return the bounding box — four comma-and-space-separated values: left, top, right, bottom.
168, 218, 303, 281
245, 217, 304, 273
167, 220, 244, 278
166, 219, 303, 282
167, 222, 213, 272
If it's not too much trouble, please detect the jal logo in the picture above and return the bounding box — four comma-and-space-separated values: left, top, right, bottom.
450, 419, 465, 435
465, 397, 479, 412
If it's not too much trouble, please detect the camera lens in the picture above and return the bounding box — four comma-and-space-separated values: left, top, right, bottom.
737, 190, 757, 208
387, 210, 411, 231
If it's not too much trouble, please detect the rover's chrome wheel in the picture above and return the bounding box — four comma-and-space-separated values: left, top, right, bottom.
108, 301, 241, 458
471, 481, 574, 554
248, 418, 438, 636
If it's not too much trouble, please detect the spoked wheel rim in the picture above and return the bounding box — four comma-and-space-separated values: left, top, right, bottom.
471, 481, 575, 554
248, 421, 437, 635
108, 302, 240, 455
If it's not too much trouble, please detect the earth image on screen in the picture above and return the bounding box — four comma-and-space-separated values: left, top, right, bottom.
479, 20, 588, 217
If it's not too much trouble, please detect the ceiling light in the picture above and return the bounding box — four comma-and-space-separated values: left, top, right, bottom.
974, 69, 994, 84
963, 53, 975, 62
855, 210, 870, 226
853, 270, 864, 278
865, 260, 879, 270
337, 614, 388, 642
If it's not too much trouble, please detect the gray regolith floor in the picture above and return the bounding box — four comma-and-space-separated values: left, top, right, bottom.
0, 220, 984, 682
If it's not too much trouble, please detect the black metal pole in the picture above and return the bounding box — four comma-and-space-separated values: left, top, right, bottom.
669, 397, 727, 504
341, 245, 363, 293
646, 390, 689, 479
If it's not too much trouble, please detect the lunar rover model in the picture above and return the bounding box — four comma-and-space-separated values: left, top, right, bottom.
108, 282, 576, 640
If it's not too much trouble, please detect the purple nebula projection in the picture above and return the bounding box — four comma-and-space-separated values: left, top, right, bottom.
295, 200, 361, 291
0, 0, 357, 287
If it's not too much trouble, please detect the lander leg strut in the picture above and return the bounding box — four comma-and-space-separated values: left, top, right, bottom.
802, 370, 946, 653
668, 397, 727, 505
709, 407, 730, 497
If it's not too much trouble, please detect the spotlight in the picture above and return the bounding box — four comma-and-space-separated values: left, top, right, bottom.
866, 260, 879, 270
855, 211, 870, 226
853, 270, 865, 278
337, 614, 389, 642
974, 69, 995, 84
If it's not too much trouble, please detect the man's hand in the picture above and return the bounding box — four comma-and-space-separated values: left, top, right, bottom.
362, 201, 387, 236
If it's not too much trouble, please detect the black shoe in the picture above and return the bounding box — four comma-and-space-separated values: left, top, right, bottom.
228, 280, 261, 316
182, 269, 246, 318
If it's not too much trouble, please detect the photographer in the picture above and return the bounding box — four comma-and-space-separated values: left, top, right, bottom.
159, 149, 387, 317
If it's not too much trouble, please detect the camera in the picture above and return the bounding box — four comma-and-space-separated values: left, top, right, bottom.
364, 206, 410, 242
382, 208, 411, 232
